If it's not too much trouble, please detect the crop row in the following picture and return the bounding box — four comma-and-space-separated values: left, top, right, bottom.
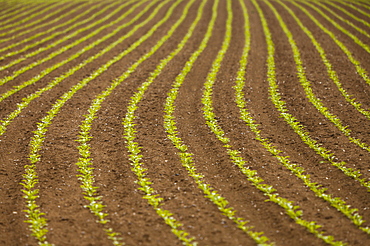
0, 1, 54, 32
0, 0, 154, 135
0, 0, 140, 82
18, 0, 190, 244
0, 0, 369, 245
0, 1, 98, 55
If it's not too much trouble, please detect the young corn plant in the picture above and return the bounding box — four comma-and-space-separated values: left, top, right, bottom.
0, 1, 55, 33
0, 3, 32, 24
233, 0, 369, 235
163, 0, 274, 244
298, 0, 370, 53
328, 0, 370, 26
119, 0, 208, 245
310, 0, 370, 38
228, 0, 348, 245
76, 0, 197, 244
276, 0, 370, 120
265, 0, 370, 192
20, 0, 177, 243
289, 0, 370, 87
0, 0, 140, 84
322, 0, 370, 18
0, 1, 76, 42
276, 0, 370, 150
0, 0, 156, 136
0, 0, 108, 56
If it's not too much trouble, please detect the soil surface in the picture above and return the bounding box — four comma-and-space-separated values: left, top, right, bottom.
0, 0, 369, 245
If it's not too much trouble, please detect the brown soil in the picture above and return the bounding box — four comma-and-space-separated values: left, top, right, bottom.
0, 0, 369, 245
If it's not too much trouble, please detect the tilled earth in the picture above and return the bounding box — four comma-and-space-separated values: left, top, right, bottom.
0, 0, 369, 245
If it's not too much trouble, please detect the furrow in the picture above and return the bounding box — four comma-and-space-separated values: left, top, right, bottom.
295, 0, 370, 53
0, 3, 33, 24
0, 0, 153, 137
0, 0, 93, 50
0, 2, 43, 28
0, 1, 118, 60
0, 0, 137, 82
198, 0, 345, 244
162, 0, 274, 244
271, 1, 370, 161
287, 1, 370, 87
310, 0, 370, 39
77, 0, 200, 244
260, 0, 370, 193
322, 0, 370, 29
276, 0, 370, 120
0, 2, 64, 35
336, 0, 370, 17
20, 0, 188, 244
0, 1, 78, 41
234, 0, 370, 236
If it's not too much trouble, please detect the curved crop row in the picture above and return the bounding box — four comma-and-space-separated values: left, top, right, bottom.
339, 0, 370, 16
295, 0, 370, 53
310, 0, 370, 39
198, 0, 345, 244
1, 0, 368, 245
322, 0, 370, 29
232, 0, 370, 235
20, 0, 181, 244
0, 1, 93, 53
0, 0, 141, 94
287, 0, 370, 90
277, 0, 370, 120
0, 0, 117, 57
0, 1, 77, 41
0, 0, 154, 136
0, 2, 47, 30
163, 0, 273, 244
261, 0, 370, 193
273, 1, 370, 153
0, 1, 66, 36
0, 3, 33, 24
77, 0, 202, 244
0, 0, 138, 82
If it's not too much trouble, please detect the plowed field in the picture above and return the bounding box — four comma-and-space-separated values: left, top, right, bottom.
0, 0, 369, 245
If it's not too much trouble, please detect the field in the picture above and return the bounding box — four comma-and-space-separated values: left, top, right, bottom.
0, 0, 369, 245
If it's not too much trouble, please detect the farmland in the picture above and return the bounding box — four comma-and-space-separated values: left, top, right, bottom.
0, 0, 369, 245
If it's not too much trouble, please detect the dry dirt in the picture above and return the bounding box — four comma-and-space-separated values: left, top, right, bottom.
0, 0, 369, 245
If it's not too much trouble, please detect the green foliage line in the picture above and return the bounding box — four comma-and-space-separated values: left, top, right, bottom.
202, 0, 343, 243
77, 0, 202, 244
296, 0, 370, 53
288, 0, 370, 86
120, 0, 204, 244
334, 0, 370, 17
0, 0, 138, 83
0, 0, 141, 91
0, 1, 77, 41
235, 0, 370, 235
0, 3, 34, 24
0, 2, 50, 31
20, 0, 178, 244
0, 1, 66, 36
0, 0, 151, 136
163, 0, 274, 244
0, 0, 93, 54
248, 0, 348, 244
321, 0, 370, 29
307, 0, 370, 39
277, 0, 370, 120
265, 0, 370, 191
274, 0, 370, 155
